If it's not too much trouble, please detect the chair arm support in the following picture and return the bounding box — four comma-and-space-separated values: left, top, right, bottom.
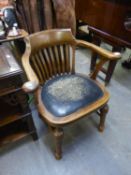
22, 81, 39, 93
22, 37, 40, 91
76, 39, 121, 60
76, 39, 121, 81
90, 59, 108, 80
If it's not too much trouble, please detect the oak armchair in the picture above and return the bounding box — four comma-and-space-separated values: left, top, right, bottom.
22, 29, 121, 159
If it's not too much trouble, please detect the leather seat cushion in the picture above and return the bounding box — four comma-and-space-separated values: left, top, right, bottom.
41, 74, 103, 117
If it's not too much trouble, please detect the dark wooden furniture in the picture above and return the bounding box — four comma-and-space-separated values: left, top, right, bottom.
22, 29, 120, 159
0, 43, 38, 147
76, 0, 131, 84
88, 26, 122, 85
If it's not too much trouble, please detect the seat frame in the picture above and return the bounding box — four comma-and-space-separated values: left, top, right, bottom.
22, 29, 121, 159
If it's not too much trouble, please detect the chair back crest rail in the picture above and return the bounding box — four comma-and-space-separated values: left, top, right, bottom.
22, 29, 121, 87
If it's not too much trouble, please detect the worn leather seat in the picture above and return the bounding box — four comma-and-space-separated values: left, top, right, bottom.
41, 74, 103, 117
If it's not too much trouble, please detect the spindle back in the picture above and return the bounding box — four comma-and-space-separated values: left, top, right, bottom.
29, 29, 76, 84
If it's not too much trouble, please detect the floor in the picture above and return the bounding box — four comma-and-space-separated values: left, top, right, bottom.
0, 46, 131, 175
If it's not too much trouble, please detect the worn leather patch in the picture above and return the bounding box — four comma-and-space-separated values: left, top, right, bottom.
41, 74, 103, 117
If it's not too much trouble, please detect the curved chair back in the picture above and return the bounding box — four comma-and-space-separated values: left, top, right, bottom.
28, 29, 77, 84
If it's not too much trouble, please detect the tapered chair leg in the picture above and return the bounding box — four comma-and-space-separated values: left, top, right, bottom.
53, 127, 64, 160
98, 104, 109, 132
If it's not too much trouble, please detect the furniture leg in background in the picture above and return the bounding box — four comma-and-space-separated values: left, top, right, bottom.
89, 27, 122, 85
90, 35, 101, 71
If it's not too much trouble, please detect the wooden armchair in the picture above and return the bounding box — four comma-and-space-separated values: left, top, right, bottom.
22, 29, 121, 159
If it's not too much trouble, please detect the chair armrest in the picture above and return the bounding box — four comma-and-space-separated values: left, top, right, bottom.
76, 39, 121, 81
76, 39, 121, 60
22, 81, 39, 93
22, 37, 40, 90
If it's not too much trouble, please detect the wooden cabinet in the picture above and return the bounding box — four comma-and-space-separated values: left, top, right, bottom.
0, 44, 38, 146
75, 0, 131, 84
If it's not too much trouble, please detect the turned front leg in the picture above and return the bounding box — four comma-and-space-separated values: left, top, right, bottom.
53, 127, 64, 160
98, 104, 109, 132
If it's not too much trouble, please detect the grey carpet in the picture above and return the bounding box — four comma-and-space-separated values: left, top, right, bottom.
0, 48, 131, 175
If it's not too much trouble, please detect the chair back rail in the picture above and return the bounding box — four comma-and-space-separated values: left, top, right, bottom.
22, 29, 121, 87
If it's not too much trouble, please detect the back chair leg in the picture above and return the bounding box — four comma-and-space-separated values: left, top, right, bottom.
53, 127, 64, 160
98, 104, 109, 132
